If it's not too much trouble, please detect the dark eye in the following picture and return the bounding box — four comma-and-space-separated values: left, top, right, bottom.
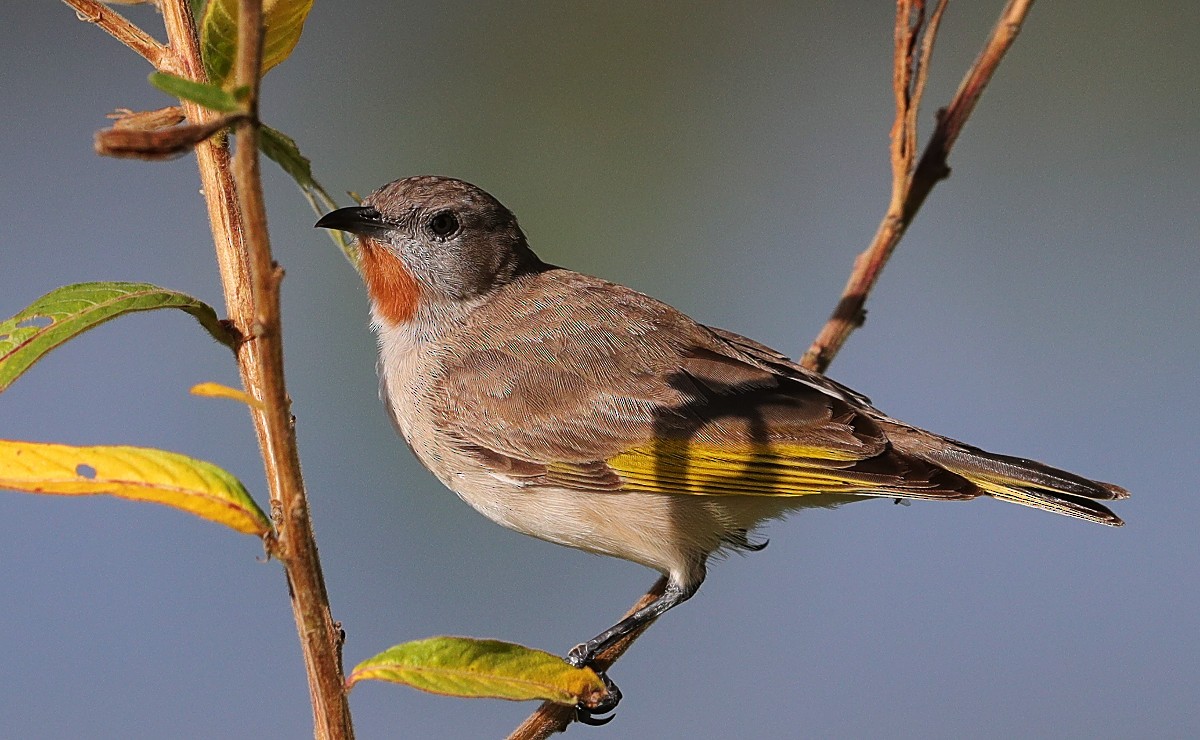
428, 211, 460, 237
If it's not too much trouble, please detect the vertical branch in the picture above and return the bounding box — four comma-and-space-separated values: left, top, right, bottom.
889, 0, 922, 213
227, 1, 355, 738
158, 1, 251, 316
912, 0, 950, 147
153, 1, 354, 737
65, 0, 353, 735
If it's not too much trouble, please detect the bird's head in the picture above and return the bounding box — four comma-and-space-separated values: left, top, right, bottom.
316, 176, 542, 326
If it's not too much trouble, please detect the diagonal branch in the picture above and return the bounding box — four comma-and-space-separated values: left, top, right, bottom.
61, 0, 170, 69
509, 1, 1036, 736
801, 0, 1034, 373
506, 578, 668, 740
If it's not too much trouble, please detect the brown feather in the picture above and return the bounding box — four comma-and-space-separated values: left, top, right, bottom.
431, 269, 978, 503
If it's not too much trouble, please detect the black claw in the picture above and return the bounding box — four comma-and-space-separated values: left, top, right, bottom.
575, 671, 621, 726
575, 708, 616, 727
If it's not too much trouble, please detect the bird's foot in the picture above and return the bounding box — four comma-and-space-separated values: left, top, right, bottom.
574, 670, 621, 726
568, 643, 621, 725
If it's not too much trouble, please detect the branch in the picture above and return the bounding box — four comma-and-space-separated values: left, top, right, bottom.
61, 0, 169, 68
153, 1, 353, 737
506, 578, 668, 740
509, 1, 1036, 735
227, 1, 355, 737
68, 0, 352, 734
801, 0, 1034, 373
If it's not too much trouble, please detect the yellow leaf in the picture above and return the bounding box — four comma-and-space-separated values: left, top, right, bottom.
0, 440, 271, 536
190, 381, 265, 410
202, 0, 316, 86
347, 636, 608, 706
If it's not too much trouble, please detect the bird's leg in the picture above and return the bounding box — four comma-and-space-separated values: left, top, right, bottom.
567, 578, 700, 724
567, 579, 698, 667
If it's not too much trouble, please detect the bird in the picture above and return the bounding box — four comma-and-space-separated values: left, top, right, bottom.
316, 175, 1127, 722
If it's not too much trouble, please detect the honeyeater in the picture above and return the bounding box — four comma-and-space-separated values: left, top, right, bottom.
316, 176, 1127, 721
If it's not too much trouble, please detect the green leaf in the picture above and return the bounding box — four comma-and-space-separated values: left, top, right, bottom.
0, 282, 236, 394
0, 440, 272, 536
347, 637, 609, 706
259, 125, 360, 269
258, 124, 318, 190
149, 72, 242, 113
202, 0, 316, 87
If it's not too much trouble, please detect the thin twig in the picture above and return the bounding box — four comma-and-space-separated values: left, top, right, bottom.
801, 0, 1035, 373
233, 0, 272, 312
226, 0, 354, 737
912, 0, 951, 159
890, 0, 921, 211
61, 0, 169, 68
506, 578, 668, 740
508, 2, 1037, 736
157, 0, 248, 312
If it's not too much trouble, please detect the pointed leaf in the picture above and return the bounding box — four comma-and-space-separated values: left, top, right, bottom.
149, 72, 242, 113
258, 123, 317, 189
259, 125, 359, 268
347, 637, 608, 706
190, 381, 265, 410
0, 440, 271, 536
202, 0, 316, 86
0, 282, 236, 394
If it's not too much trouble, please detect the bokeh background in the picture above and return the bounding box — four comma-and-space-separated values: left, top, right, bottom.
2, 2, 1197, 738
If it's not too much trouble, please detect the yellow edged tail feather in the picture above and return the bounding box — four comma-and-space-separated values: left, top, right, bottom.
596, 437, 1126, 526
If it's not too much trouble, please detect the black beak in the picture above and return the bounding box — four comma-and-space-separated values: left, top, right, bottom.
314, 205, 391, 236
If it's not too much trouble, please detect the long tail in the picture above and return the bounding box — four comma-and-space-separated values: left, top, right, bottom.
883, 422, 1129, 526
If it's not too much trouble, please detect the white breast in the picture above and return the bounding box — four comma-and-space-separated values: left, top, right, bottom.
373, 308, 429, 443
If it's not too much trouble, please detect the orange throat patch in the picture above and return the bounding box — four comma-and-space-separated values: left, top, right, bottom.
359, 238, 421, 325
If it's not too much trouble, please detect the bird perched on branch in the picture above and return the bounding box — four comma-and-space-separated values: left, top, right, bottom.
317, 175, 1127, 723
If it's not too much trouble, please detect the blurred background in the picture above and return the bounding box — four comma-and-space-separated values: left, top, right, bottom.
2, 2, 1197, 738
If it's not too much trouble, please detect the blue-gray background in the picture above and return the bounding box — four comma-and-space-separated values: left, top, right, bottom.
2, 3, 1197, 738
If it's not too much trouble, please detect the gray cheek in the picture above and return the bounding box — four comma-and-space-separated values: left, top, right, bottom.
398, 236, 481, 300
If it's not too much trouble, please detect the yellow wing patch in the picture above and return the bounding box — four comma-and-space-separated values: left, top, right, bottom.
601, 440, 875, 497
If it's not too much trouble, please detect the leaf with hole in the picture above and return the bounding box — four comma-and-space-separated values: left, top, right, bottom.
201, 0, 316, 86
0, 282, 236, 394
0, 440, 271, 536
347, 637, 608, 706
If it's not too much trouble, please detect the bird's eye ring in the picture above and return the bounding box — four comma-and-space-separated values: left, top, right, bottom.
428, 210, 460, 238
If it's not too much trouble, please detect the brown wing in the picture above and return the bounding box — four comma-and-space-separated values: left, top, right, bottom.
429, 269, 976, 500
